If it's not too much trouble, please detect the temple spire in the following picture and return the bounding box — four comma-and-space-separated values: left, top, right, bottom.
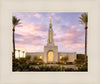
50, 18, 52, 28
47, 18, 54, 45
50, 18, 51, 24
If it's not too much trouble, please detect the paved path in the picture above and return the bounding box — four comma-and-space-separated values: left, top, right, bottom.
30, 64, 78, 70
43, 64, 78, 70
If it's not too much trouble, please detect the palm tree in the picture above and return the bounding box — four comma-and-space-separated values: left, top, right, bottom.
12, 16, 21, 60
79, 13, 88, 63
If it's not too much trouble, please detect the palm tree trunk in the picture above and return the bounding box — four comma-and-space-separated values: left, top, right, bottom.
85, 27, 87, 64
13, 27, 15, 60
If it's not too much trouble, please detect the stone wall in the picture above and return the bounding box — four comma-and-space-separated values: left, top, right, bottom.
26, 52, 76, 63
58, 52, 77, 62
44, 45, 58, 63
26, 52, 44, 60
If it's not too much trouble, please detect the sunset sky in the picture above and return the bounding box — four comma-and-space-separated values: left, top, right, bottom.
13, 12, 86, 54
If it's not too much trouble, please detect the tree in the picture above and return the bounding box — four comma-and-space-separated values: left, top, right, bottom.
79, 13, 88, 63
32, 56, 43, 64
25, 55, 31, 60
32, 56, 38, 62
77, 54, 85, 60
12, 16, 21, 60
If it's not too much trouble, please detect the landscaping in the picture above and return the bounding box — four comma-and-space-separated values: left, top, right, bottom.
13, 54, 88, 72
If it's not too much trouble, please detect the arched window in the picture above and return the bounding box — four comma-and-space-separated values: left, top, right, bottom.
48, 51, 54, 62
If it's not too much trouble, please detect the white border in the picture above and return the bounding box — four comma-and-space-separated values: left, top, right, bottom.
0, 0, 100, 84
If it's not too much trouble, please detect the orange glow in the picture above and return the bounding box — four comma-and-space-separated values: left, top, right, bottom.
40, 56, 42, 59
48, 51, 54, 62
60, 56, 62, 59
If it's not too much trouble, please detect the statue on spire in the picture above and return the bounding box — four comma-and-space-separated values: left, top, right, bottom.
50, 18, 52, 28
50, 18, 52, 24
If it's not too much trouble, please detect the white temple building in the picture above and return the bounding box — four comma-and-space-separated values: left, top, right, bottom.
26, 19, 76, 63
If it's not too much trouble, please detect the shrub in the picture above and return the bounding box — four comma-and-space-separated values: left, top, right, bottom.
78, 63, 88, 71
60, 56, 68, 64
77, 54, 85, 60
75, 59, 84, 64
32, 56, 44, 64
25, 55, 31, 60
65, 68, 74, 71
74, 54, 86, 65
66, 62, 73, 65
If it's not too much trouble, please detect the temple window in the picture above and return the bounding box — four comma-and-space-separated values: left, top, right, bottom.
48, 51, 54, 62
40, 56, 42, 59
60, 56, 62, 59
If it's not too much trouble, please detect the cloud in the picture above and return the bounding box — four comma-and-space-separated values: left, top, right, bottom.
15, 22, 48, 36
15, 22, 48, 52
13, 12, 85, 53
51, 13, 55, 16
54, 25, 85, 51
15, 42, 43, 52
15, 33, 45, 52
34, 13, 42, 18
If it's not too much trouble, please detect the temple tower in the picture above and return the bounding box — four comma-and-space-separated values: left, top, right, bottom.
47, 19, 54, 46
44, 19, 58, 63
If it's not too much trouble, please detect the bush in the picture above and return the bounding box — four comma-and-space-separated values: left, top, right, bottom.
13, 57, 87, 71
32, 56, 44, 64
77, 54, 85, 60
66, 62, 73, 65
60, 56, 68, 64
65, 68, 74, 71
74, 54, 86, 65
78, 63, 88, 71
75, 59, 84, 64
25, 55, 31, 60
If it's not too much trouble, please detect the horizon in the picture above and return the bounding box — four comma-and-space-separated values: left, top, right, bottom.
13, 12, 87, 54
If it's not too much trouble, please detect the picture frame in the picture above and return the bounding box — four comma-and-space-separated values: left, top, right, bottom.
0, 0, 100, 84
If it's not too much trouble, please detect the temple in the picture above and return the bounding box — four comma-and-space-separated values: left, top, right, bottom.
26, 19, 76, 63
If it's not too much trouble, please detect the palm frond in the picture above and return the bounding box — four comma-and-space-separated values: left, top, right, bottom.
79, 20, 84, 24
12, 16, 21, 27
79, 13, 88, 26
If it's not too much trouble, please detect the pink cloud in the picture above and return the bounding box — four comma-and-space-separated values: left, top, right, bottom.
15, 23, 84, 52
71, 25, 76, 29
15, 23, 37, 36
67, 43, 84, 51
15, 43, 43, 52
15, 43, 26, 51
66, 33, 74, 37
15, 22, 48, 52
15, 22, 47, 37
54, 25, 85, 51
48, 16, 52, 19
34, 13, 42, 18
54, 16, 61, 21
51, 13, 55, 16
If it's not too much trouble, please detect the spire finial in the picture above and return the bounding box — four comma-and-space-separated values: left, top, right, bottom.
50, 18, 52, 24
